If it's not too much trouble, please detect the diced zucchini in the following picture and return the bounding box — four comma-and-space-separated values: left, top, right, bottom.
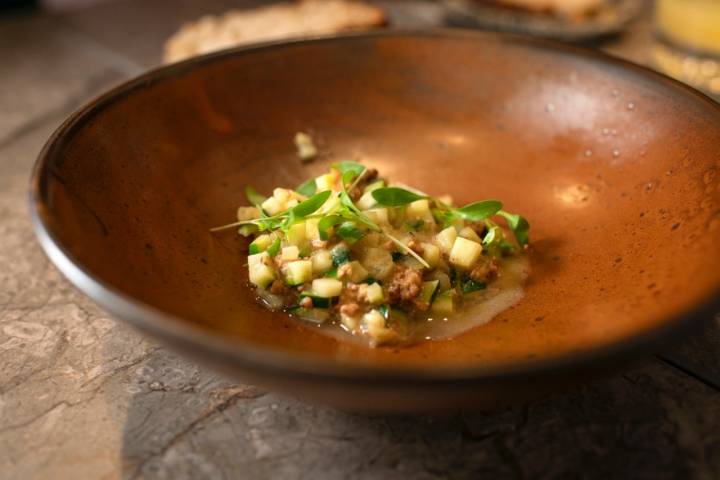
261, 196, 283, 215
237, 206, 260, 221
449, 237, 483, 269
459, 226, 482, 243
431, 292, 454, 316
362, 309, 397, 345
281, 245, 299, 261
340, 312, 360, 331
311, 250, 333, 274
248, 234, 273, 255
432, 272, 451, 292
315, 173, 335, 191
299, 291, 333, 308
331, 245, 350, 266
284, 260, 312, 285
364, 283, 384, 304
362, 309, 385, 332
238, 225, 258, 237
356, 191, 377, 210
312, 278, 343, 298
461, 277, 487, 294
364, 208, 389, 225
266, 237, 281, 257
405, 199, 430, 220
319, 194, 340, 215
436, 226, 457, 254
420, 280, 439, 305
347, 260, 369, 283
294, 132, 317, 162
337, 222, 364, 243
248, 252, 276, 288
401, 256, 426, 270
421, 243, 441, 268
272, 187, 292, 202
288, 307, 329, 324
364, 180, 385, 193
248, 251, 269, 268
305, 218, 320, 240
360, 247, 394, 280
437, 194, 453, 206
286, 222, 307, 247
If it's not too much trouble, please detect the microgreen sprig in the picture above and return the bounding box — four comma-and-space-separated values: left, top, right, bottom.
245, 186, 266, 206
210, 190, 331, 233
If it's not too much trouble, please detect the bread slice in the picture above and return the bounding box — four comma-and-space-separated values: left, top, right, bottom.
164, 0, 386, 64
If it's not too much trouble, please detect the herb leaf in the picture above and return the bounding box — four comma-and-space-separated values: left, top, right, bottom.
296, 177, 317, 197
341, 170, 357, 188
371, 187, 426, 206
291, 190, 331, 219
245, 187, 266, 206
332, 161, 365, 176
318, 214, 343, 240
498, 210, 530, 246
456, 200, 503, 221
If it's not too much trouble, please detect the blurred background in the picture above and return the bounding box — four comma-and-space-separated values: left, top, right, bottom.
2, 0, 719, 99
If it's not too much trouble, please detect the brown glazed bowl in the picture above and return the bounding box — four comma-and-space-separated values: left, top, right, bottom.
31, 31, 720, 412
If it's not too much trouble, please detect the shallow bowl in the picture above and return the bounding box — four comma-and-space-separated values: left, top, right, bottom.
31, 31, 720, 411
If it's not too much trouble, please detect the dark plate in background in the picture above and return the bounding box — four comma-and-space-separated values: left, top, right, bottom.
443, 0, 644, 42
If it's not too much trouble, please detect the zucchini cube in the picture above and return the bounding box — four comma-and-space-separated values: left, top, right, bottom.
449, 237, 483, 269
284, 260, 312, 285
435, 226, 457, 254
312, 278, 343, 297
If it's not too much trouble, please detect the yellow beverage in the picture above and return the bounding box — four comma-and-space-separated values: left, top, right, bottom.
653, 0, 720, 97
656, 0, 720, 53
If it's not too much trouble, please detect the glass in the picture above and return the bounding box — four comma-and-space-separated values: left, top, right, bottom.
652, 0, 720, 99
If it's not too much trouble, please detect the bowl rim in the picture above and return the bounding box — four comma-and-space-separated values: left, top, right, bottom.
29, 28, 720, 386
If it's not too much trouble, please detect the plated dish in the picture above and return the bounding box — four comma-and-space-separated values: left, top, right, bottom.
30, 31, 720, 410
213, 160, 530, 346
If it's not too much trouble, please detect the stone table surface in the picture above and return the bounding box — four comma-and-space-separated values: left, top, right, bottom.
1, 1, 719, 479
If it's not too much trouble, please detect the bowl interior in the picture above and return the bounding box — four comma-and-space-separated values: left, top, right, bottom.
34, 32, 720, 370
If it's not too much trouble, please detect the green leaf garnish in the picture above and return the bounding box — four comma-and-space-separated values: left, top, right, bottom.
296, 177, 317, 197
341, 170, 358, 188
498, 210, 530, 246
456, 200, 503, 221
245, 187, 266, 206
318, 214, 343, 240
290, 190, 331, 219
378, 304, 390, 319
371, 187, 426, 207
332, 161, 365, 176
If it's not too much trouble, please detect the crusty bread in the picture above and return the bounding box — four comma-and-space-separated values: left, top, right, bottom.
163, 0, 386, 64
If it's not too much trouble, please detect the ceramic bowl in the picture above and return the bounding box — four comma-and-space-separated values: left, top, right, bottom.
31, 31, 720, 411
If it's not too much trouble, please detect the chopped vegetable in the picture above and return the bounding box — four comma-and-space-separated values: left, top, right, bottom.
212, 156, 530, 347
294, 132, 318, 162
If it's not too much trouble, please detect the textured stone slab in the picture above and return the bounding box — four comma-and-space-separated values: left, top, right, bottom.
1, 3, 719, 480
